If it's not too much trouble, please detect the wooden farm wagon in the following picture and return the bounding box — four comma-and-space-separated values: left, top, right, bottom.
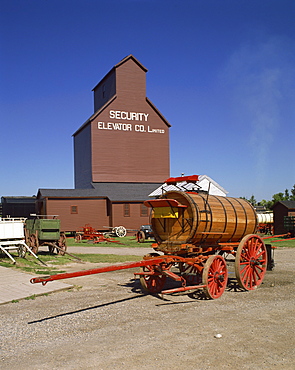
31, 176, 272, 299
25, 216, 67, 255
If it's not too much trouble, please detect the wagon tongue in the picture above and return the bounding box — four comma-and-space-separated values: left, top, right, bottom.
30, 257, 165, 285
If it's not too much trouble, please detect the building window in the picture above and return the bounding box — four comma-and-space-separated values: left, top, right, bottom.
140, 203, 148, 217
123, 204, 130, 217
71, 205, 78, 214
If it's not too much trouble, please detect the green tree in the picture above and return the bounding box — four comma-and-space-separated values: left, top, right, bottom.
259, 199, 273, 210
284, 189, 290, 200
241, 184, 295, 208
248, 195, 257, 206
272, 192, 285, 204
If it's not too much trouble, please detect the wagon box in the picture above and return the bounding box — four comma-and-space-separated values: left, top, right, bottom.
0, 217, 43, 264
25, 219, 61, 240
0, 218, 25, 240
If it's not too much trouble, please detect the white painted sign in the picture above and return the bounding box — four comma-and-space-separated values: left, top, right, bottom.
96, 110, 165, 134
109, 110, 149, 122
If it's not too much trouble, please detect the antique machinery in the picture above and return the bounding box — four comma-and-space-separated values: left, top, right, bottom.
31, 176, 270, 299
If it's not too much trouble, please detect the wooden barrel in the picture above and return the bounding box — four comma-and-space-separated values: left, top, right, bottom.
150, 191, 257, 250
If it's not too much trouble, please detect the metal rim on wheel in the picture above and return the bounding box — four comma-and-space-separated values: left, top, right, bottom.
203, 255, 228, 299
235, 234, 267, 290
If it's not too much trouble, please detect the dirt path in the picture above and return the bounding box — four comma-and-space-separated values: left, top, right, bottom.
1, 248, 294, 369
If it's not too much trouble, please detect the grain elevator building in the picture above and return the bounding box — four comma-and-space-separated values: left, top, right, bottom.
36, 55, 171, 232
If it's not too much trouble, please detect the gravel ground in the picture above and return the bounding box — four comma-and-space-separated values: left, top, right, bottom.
0, 248, 294, 370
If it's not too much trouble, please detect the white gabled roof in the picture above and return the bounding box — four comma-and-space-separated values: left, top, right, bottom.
148, 175, 228, 197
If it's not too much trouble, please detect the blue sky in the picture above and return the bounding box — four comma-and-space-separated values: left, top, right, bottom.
1, 0, 294, 201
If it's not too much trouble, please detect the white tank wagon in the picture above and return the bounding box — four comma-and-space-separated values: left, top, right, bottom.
257, 212, 273, 224
257, 212, 274, 235
0, 217, 40, 264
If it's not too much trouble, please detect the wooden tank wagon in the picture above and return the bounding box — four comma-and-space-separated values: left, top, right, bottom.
30, 176, 270, 300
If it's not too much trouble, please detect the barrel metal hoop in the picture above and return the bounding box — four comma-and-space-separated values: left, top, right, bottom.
213, 195, 228, 242
222, 197, 238, 241
197, 192, 213, 243
233, 197, 248, 237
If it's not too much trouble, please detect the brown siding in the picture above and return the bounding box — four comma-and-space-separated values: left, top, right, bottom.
74, 124, 92, 188
116, 58, 146, 100
112, 202, 150, 230
45, 198, 109, 232
91, 101, 169, 183
93, 69, 116, 112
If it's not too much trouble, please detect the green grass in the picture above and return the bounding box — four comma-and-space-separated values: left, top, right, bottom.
2, 234, 293, 276
0, 251, 142, 276
66, 235, 154, 248
262, 236, 295, 248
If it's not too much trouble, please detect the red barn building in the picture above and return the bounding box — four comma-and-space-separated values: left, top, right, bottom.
36, 55, 171, 232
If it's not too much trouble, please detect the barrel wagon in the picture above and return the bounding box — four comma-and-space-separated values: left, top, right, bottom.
25, 216, 67, 255
31, 176, 272, 300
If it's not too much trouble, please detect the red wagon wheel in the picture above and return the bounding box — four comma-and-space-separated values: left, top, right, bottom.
139, 253, 167, 294
178, 262, 202, 285
202, 255, 228, 299
235, 234, 267, 290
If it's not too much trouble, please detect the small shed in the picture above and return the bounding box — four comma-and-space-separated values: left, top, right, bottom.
272, 201, 295, 235
1, 196, 36, 218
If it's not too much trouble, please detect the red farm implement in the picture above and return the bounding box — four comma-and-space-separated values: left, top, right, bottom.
75, 224, 124, 245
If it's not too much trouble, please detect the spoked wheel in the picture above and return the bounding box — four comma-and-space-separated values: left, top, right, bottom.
75, 234, 82, 242
115, 226, 127, 238
235, 234, 267, 290
18, 245, 27, 258
58, 233, 67, 255
48, 244, 56, 254
136, 230, 145, 243
139, 253, 167, 294
178, 262, 202, 285
203, 255, 228, 299
28, 234, 39, 254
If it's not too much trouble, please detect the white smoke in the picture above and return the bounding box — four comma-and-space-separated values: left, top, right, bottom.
220, 35, 295, 188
